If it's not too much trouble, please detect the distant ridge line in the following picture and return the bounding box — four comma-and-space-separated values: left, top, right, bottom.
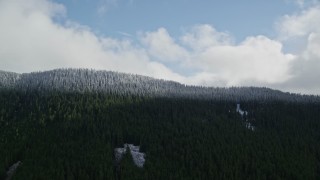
0, 68, 319, 102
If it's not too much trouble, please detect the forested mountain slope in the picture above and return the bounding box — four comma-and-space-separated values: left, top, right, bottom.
1, 69, 320, 179
0, 69, 319, 102
0, 70, 20, 88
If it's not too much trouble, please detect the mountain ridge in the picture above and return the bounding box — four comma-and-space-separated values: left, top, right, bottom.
0, 68, 319, 102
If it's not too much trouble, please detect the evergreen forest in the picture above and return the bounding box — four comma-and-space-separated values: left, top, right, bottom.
1, 69, 320, 179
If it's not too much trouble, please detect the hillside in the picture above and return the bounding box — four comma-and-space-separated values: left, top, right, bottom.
1, 69, 320, 180
0, 69, 318, 102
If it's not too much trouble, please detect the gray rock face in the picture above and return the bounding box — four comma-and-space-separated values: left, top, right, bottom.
114, 144, 146, 168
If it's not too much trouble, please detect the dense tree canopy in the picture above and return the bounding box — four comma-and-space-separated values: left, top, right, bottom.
1, 69, 320, 179
0, 89, 320, 180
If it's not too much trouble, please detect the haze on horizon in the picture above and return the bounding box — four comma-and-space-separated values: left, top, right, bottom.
0, 0, 320, 95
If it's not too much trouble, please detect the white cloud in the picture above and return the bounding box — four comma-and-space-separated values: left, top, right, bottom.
277, 5, 320, 39
305, 32, 320, 58
191, 35, 294, 86
181, 24, 233, 51
274, 3, 320, 94
0, 0, 183, 82
293, 0, 320, 8
97, 0, 117, 15
276, 32, 320, 94
1, 0, 320, 94
295, 0, 306, 7
141, 28, 189, 62
139, 25, 294, 87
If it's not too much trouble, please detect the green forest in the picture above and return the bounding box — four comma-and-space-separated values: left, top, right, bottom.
1, 89, 320, 179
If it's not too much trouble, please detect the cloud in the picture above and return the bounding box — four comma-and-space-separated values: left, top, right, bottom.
0, 0, 183, 82
139, 25, 294, 87
141, 28, 189, 63
0, 0, 320, 94
277, 5, 320, 39
189, 35, 294, 86
276, 32, 320, 94
97, 0, 117, 15
181, 24, 233, 51
274, 3, 320, 94
117, 31, 133, 37
295, 0, 307, 8
293, 0, 320, 8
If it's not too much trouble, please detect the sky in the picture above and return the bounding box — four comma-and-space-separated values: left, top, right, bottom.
0, 0, 320, 95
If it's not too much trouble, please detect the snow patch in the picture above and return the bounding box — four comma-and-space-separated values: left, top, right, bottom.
236, 104, 255, 131
245, 122, 255, 131
5, 161, 21, 180
236, 104, 248, 116
114, 144, 146, 168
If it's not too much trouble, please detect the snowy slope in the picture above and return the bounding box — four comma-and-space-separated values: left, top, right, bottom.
0, 70, 20, 88
0, 68, 319, 102
114, 144, 146, 168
